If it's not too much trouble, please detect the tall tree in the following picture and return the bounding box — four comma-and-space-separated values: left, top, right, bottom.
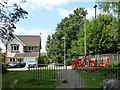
46, 5, 119, 65
98, 2, 119, 15
98, 1, 120, 53
46, 8, 87, 64
0, 0, 28, 45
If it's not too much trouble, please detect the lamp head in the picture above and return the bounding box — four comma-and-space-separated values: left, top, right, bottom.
93, 5, 97, 8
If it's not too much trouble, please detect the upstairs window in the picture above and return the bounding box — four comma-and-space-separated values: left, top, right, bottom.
28, 47, 34, 51
11, 44, 19, 51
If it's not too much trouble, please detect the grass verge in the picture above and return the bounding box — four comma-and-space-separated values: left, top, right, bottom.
2, 70, 56, 88
77, 67, 119, 88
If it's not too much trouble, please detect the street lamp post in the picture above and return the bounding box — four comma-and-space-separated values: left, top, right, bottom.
93, 5, 97, 66
61, 37, 66, 66
84, 15, 86, 59
61, 37, 67, 81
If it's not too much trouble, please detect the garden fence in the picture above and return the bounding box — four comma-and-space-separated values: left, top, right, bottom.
74, 53, 120, 64
75, 67, 120, 88
28, 64, 67, 82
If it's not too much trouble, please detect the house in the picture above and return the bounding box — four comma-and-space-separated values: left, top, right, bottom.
0, 47, 6, 63
6, 35, 41, 63
2, 54, 6, 63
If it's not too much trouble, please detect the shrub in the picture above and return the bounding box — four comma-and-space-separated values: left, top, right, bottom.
107, 61, 120, 67
2, 64, 8, 74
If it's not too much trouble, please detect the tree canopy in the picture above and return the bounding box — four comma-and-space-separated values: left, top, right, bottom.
0, 0, 28, 45
46, 2, 119, 65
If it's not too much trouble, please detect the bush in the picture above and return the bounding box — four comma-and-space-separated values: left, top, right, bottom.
107, 61, 120, 67
38, 55, 49, 64
2, 64, 8, 74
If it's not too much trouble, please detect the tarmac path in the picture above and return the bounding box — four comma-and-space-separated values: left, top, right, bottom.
56, 69, 86, 88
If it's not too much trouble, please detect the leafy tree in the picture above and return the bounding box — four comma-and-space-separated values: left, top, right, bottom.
38, 54, 49, 64
0, 0, 28, 45
46, 8, 87, 64
98, 2, 120, 53
46, 5, 119, 65
87, 14, 118, 54
98, 2, 119, 15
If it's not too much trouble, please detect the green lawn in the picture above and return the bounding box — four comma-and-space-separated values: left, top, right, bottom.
77, 67, 119, 88
2, 70, 57, 88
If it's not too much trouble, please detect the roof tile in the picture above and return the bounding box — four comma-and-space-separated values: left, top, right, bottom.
16, 35, 40, 46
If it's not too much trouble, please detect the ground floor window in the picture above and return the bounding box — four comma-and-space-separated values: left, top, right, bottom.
17, 58, 24, 62
10, 58, 15, 62
35, 58, 38, 62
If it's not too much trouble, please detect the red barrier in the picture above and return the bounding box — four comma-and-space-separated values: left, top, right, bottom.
91, 57, 109, 66
71, 58, 96, 71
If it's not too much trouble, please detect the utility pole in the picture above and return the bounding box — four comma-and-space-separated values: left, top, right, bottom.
84, 15, 86, 59
38, 33, 41, 64
93, 5, 97, 66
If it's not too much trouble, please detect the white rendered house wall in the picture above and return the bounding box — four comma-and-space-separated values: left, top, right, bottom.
7, 37, 24, 57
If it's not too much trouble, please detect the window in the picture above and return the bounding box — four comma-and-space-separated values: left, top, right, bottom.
28, 47, 34, 51
10, 59, 12, 62
11, 45, 19, 51
17, 58, 24, 62
13, 58, 15, 61
10, 58, 15, 62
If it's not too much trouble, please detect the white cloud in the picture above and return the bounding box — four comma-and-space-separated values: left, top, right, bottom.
1, 0, 69, 13
25, 0, 69, 10
85, 8, 100, 19
58, 8, 69, 17
58, 8, 100, 19
58, 8, 74, 17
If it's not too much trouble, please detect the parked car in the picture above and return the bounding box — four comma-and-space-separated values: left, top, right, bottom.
25, 61, 38, 68
8, 61, 26, 68
19, 62, 26, 67
8, 62, 19, 68
5, 61, 10, 66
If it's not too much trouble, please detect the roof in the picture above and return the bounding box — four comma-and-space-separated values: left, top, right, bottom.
2, 54, 6, 58
0, 47, 2, 51
16, 35, 40, 46
14, 52, 39, 58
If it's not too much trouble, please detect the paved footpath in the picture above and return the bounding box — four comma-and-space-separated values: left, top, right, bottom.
56, 69, 86, 88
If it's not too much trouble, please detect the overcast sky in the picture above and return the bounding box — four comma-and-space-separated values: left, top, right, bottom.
0, 0, 100, 53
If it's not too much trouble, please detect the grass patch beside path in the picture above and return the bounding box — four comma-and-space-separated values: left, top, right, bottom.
77, 67, 119, 88
2, 71, 56, 88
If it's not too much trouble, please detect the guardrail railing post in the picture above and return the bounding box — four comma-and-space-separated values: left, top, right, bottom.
65, 63, 67, 82
28, 64, 30, 80
98, 54, 99, 66
75, 67, 77, 88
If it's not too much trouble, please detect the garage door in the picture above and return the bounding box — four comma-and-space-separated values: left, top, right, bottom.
24, 57, 35, 63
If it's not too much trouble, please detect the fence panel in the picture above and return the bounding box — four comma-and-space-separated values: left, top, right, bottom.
84, 53, 120, 65
28, 64, 67, 82
76, 67, 120, 88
